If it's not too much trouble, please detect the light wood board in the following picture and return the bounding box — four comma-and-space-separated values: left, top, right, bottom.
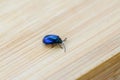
0, 0, 120, 80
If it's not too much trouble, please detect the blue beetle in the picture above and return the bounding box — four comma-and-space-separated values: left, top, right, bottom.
43, 34, 67, 52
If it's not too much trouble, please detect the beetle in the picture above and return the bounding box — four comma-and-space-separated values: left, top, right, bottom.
43, 34, 67, 52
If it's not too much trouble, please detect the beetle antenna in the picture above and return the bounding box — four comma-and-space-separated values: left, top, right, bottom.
62, 38, 67, 52
63, 38, 67, 42
62, 42, 66, 52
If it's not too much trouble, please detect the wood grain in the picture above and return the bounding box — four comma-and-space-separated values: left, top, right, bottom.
0, 0, 120, 80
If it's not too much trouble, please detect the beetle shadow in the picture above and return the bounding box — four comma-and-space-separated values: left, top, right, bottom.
43, 44, 63, 50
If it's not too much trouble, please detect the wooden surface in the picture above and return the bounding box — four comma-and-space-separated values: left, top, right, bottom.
77, 53, 120, 80
0, 0, 120, 80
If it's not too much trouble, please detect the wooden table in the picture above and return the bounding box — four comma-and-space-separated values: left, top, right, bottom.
0, 0, 120, 80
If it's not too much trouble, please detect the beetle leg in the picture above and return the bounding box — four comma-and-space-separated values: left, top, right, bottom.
62, 42, 66, 52
57, 44, 63, 49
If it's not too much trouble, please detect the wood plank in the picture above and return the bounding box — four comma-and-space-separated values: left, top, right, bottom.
77, 53, 120, 80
